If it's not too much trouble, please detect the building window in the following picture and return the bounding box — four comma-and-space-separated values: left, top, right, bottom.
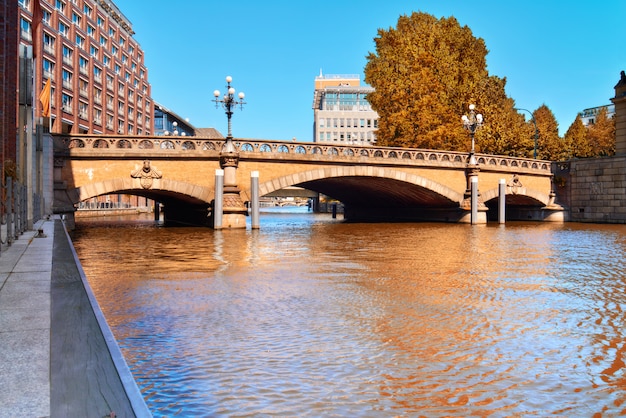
62, 93, 73, 112
94, 108, 102, 125
79, 55, 88, 70
43, 59, 55, 77
72, 12, 81, 25
79, 101, 88, 119
62, 69, 73, 88
93, 66, 102, 83
62, 44, 73, 64
109, 27, 115, 37
94, 87, 102, 104
43, 32, 55, 52
97, 16, 104, 28
21, 18, 32, 39
75, 34, 84, 47
99, 35, 107, 46
90, 45, 98, 57
43, 10, 51, 24
83, 4, 92, 16
55, 0, 65, 13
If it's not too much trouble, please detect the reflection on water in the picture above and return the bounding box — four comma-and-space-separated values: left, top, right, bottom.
71, 212, 626, 416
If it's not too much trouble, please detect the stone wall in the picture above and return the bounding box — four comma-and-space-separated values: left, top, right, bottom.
553, 71, 626, 224
555, 157, 626, 223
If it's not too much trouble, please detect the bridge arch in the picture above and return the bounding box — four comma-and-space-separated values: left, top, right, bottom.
481, 186, 550, 207
256, 166, 465, 207
72, 177, 213, 206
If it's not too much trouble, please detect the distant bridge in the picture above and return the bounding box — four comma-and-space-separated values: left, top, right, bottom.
52, 134, 565, 227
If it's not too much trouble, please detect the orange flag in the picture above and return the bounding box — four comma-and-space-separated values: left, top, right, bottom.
39, 79, 51, 117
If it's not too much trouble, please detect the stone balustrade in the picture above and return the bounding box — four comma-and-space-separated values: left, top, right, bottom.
53, 134, 551, 174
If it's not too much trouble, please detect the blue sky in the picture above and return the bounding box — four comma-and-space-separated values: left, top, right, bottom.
114, 0, 625, 141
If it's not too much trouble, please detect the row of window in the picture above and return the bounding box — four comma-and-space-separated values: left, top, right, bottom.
317, 132, 377, 142
318, 118, 378, 129
21, 0, 140, 58
321, 93, 373, 111
52, 85, 150, 129
43, 58, 149, 108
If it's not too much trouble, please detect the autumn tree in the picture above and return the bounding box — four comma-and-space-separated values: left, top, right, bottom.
475, 77, 534, 157
364, 12, 524, 153
533, 105, 566, 161
563, 115, 593, 158
586, 107, 616, 156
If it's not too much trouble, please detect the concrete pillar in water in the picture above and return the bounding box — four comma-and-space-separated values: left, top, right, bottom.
214, 169, 224, 229
250, 171, 260, 229
499, 179, 506, 224
471, 176, 478, 225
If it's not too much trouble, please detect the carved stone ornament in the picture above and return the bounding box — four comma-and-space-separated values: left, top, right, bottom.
131, 160, 162, 189
219, 153, 239, 169
507, 174, 523, 194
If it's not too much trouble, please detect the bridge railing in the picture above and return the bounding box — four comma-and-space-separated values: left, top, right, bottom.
53, 134, 551, 174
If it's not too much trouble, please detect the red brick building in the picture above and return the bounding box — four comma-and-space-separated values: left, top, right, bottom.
18, 0, 153, 134
1, 1, 19, 170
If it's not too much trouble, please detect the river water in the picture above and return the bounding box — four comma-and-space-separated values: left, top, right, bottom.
70, 209, 626, 417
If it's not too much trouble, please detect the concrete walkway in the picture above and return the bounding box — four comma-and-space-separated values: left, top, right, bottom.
0, 218, 53, 417
0, 217, 151, 418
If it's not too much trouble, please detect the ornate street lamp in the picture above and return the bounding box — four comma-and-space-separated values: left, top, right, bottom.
213, 75, 246, 153
461, 104, 483, 165
514, 108, 538, 159
211, 75, 248, 228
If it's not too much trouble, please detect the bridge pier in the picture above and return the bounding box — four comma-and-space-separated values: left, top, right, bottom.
217, 139, 247, 229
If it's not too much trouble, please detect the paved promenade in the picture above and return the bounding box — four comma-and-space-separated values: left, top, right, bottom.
0, 217, 151, 418
0, 218, 53, 417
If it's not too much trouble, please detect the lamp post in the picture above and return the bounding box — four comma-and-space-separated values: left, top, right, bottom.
213, 75, 246, 153
168, 121, 179, 136
514, 108, 538, 159
461, 104, 483, 165
461, 104, 484, 223
211, 75, 247, 228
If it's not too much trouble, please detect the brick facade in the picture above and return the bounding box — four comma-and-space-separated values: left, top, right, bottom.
1, 1, 19, 170
19, 0, 153, 135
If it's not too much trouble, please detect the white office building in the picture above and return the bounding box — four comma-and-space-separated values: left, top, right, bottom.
312, 73, 378, 145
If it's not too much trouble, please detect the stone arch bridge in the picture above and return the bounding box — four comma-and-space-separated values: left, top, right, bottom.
52, 134, 565, 227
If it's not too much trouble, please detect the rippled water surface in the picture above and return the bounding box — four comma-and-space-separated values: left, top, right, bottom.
71, 211, 626, 417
